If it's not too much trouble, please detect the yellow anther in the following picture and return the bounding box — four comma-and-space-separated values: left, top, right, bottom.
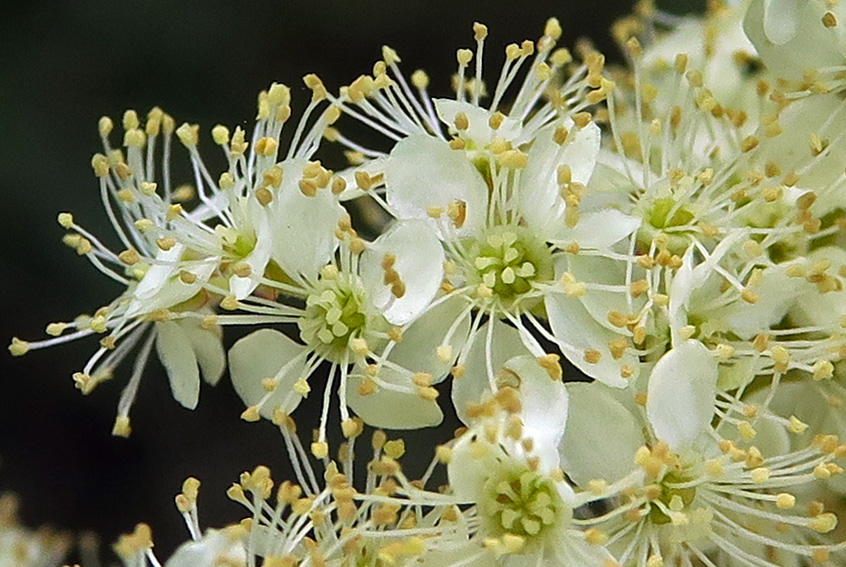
112, 416, 131, 438
240, 406, 261, 422
775, 493, 796, 509
176, 123, 199, 147
457, 48, 473, 65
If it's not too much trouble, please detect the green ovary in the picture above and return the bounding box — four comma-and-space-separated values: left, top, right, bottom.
649, 471, 697, 525
483, 467, 563, 540
469, 225, 553, 308
298, 273, 374, 362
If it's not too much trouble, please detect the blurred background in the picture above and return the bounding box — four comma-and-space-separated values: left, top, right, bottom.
0, 0, 703, 561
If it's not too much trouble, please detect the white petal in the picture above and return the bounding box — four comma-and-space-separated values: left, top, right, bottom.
346, 365, 443, 429
360, 220, 444, 325
385, 134, 488, 237
268, 159, 345, 281
125, 259, 217, 318
501, 355, 569, 472
563, 254, 647, 333
791, 246, 846, 325
164, 529, 246, 567
433, 99, 521, 144
544, 291, 639, 388
762, 0, 802, 45
134, 243, 185, 299
230, 204, 273, 299
745, 0, 844, 80
451, 321, 532, 424
389, 296, 471, 382
179, 318, 225, 386
552, 209, 641, 249
228, 329, 307, 418
447, 433, 501, 500
716, 263, 805, 340
518, 121, 601, 235
646, 340, 718, 451
556, 533, 621, 567
559, 382, 645, 486
155, 321, 200, 410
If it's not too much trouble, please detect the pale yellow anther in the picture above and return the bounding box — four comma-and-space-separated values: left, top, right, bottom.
738, 421, 757, 441
813, 360, 834, 380
91, 153, 110, 177
240, 406, 261, 422
544, 17, 562, 40
124, 128, 146, 148
453, 111, 469, 131
427, 205, 444, 218
550, 47, 572, 66
255, 187, 273, 206
155, 237, 176, 251
808, 513, 838, 534
772, 493, 796, 510
823, 11, 838, 27
383, 439, 405, 459
112, 416, 131, 438
788, 415, 809, 434
473, 22, 488, 41
98, 116, 114, 138
303, 74, 327, 101
298, 179, 318, 197
176, 123, 199, 147
221, 295, 239, 311
560, 272, 586, 297
750, 467, 770, 483
741, 289, 759, 304
584, 349, 602, 364
122, 110, 140, 131
211, 125, 230, 145
8, 338, 29, 357
311, 442, 329, 459
410, 69, 429, 90
293, 377, 310, 397
350, 337, 369, 355
457, 48, 473, 66
537, 353, 563, 381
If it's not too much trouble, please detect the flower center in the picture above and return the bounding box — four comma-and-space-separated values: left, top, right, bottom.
468, 225, 553, 309
649, 471, 697, 526
637, 196, 698, 256
298, 273, 382, 362
483, 467, 563, 539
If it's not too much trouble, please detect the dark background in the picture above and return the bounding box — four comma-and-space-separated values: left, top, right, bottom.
0, 0, 701, 562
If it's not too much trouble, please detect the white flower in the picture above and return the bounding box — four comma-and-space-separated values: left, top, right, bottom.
444, 355, 619, 566
324, 22, 639, 405
9, 80, 347, 435
561, 379, 846, 566
228, 217, 446, 444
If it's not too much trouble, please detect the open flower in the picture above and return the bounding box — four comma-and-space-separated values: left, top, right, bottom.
443, 355, 621, 566
323, 21, 637, 402
559, 374, 846, 566
228, 216, 447, 447
8, 78, 342, 435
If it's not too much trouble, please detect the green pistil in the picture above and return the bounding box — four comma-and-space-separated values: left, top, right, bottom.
637, 197, 697, 255
648, 197, 695, 229
484, 468, 561, 539
470, 225, 553, 308
298, 274, 373, 361
649, 471, 697, 525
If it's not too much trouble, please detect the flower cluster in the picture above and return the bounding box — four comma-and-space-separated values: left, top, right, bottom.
8, 1, 846, 566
